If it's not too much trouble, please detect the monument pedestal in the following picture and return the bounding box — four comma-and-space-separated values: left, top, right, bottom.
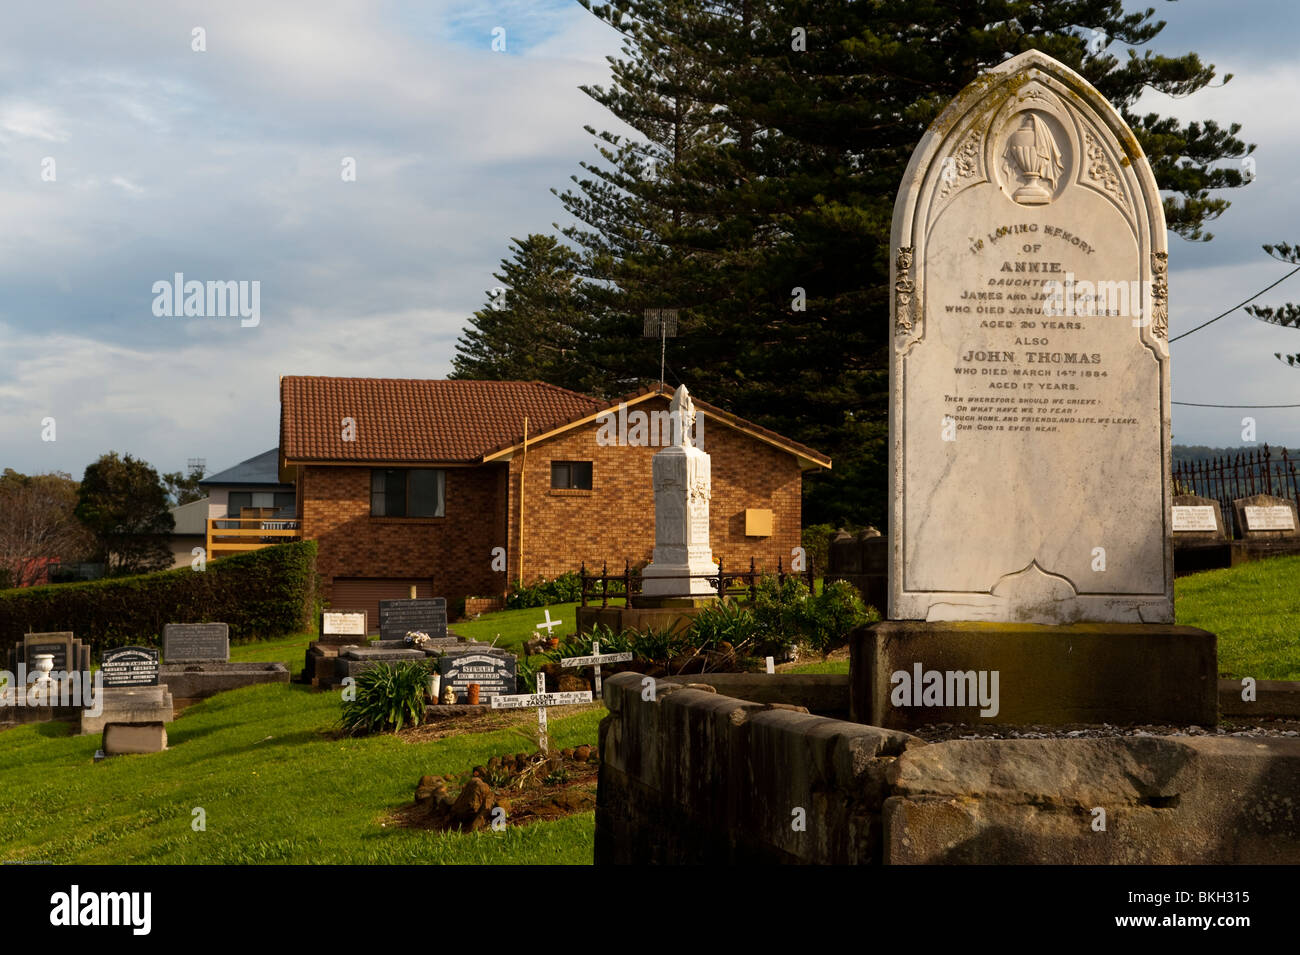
850, 621, 1218, 729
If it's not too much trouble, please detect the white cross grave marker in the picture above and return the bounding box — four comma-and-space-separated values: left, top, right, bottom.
535, 608, 563, 638
560, 640, 633, 697
490, 671, 592, 754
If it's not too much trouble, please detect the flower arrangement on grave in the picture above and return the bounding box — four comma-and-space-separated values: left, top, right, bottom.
405, 630, 431, 648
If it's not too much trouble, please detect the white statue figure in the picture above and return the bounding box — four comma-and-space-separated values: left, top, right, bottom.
641, 385, 717, 597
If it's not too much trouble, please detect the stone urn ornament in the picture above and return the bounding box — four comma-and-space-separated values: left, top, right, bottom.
32, 653, 55, 687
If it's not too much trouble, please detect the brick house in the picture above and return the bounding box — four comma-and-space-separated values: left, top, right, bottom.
278, 376, 830, 623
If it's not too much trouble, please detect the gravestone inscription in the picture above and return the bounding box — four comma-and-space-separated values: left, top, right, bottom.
378, 598, 447, 642
889, 49, 1172, 624
101, 647, 160, 688
1233, 494, 1300, 539
322, 611, 367, 637
437, 650, 516, 704
163, 623, 230, 663
1171, 494, 1225, 543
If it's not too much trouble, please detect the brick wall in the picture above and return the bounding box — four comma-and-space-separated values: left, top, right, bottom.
303, 464, 509, 608
510, 395, 805, 583
302, 395, 810, 607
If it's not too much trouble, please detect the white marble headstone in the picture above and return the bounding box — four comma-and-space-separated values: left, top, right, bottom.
641, 384, 717, 596
889, 50, 1173, 624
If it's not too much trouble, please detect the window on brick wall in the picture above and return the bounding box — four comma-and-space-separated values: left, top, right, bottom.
551, 461, 593, 490
371, 469, 445, 517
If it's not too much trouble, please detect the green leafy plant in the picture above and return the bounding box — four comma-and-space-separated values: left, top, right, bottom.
340, 660, 431, 736
800, 579, 876, 657
505, 572, 584, 609
689, 600, 759, 654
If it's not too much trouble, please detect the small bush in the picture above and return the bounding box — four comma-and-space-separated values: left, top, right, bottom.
505, 572, 584, 609
340, 660, 430, 735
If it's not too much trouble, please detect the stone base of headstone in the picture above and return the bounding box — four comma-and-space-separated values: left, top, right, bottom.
630, 594, 718, 610
102, 721, 167, 755
850, 621, 1218, 729
157, 662, 290, 700
81, 685, 174, 736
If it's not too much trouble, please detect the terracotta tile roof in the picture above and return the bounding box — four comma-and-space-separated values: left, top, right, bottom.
280, 377, 603, 464
281, 377, 831, 470
478, 382, 832, 470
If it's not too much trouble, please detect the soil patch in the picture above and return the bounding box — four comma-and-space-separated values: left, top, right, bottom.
387, 745, 600, 832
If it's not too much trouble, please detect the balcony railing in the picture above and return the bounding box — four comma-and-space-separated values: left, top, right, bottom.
205, 517, 301, 560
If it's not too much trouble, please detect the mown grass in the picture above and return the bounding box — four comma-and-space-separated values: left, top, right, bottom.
452, 601, 606, 654
0, 682, 602, 864
786, 559, 1300, 680
1175, 556, 1300, 680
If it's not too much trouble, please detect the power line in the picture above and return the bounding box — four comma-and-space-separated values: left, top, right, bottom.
1168, 264, 1300, 343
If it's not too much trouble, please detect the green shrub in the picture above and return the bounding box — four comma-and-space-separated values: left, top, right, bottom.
505, 572, 584, 609
0, 541, 317, 662
801, 523, 839, 576
689, 600, 760, 653
751, 574, 875, 658
800, 579, 876, 656
340, 660, 430, 735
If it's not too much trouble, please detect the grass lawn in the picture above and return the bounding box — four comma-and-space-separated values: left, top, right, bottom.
451, 601, 624, 654
0, 683, 603, 863
1175, 556, 1300, 680
787, 558, 1300, 680
231, 632, 315, 678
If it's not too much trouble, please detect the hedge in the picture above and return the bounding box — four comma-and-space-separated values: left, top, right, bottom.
0, 541, 318, 661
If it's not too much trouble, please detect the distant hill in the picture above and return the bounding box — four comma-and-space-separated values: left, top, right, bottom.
1172, 444, 1296, 465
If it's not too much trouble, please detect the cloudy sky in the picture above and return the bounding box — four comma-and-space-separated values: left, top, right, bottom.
1, 0, 1296, 480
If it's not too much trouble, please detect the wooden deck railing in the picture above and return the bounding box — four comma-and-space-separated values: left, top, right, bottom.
205, 517, 301, 560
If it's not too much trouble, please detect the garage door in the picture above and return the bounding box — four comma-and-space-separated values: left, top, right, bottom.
329, 578, 435, 635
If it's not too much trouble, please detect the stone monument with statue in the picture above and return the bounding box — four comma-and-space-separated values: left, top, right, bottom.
640, 384, 717, 597
851, 49, 1217, 728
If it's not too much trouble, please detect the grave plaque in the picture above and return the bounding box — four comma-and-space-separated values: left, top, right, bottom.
101, 647, 160, 688
23, 632, 75, 675
1172, 507, 1218, 532
322, 611, 367, 637
437, 650, 516, 703
163, 623, 230, 663
1243, 506, 1296, 532
1233, 494, 1300, 538
378, 598, 447, 642
888, 49, 1172, 624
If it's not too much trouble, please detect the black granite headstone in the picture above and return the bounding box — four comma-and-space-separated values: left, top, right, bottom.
101, 647, 160, 687
163, 623, 230, 663
436, 649, 516, 703
378, 598, 448, 642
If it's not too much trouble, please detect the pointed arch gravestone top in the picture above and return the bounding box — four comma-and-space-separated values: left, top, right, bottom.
889, 49, 1172, 625
852, 51, 1216, 729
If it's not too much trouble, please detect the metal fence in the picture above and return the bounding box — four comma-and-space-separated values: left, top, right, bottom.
1172, 444, 1300, 539
578, 557, 816, 607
